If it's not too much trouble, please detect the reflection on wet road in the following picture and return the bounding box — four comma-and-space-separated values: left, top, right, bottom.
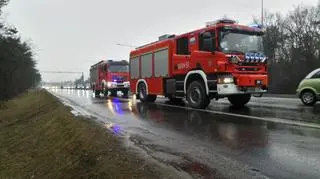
210, 99, 320, 123
51, 89, 320, 179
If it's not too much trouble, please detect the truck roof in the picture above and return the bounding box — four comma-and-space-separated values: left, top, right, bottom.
90, 60, 129, 69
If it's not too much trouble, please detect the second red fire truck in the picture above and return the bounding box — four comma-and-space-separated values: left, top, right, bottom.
129, 19, 269, 109
90, 60, 130, 97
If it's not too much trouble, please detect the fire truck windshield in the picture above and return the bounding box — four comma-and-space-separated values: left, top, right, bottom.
108, 65, 129, 73
219, 30, 263, 54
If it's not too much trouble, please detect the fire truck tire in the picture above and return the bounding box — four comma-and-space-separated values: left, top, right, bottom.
138, 83, 148, 102
228, 94, 251, 107
186, 81, 210, 109
138, 82, 157, 103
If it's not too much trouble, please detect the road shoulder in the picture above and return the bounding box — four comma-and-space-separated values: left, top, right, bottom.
0, 89, 188, 179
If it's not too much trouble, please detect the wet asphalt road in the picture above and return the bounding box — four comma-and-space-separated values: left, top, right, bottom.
50, 89, 320, 179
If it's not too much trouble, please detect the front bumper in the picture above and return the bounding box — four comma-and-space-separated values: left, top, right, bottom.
217, 84, 267, 96
234, 74, 268, 87
217, 73, 268, 96
106, 81, 130, 90
108, 87, 129, 91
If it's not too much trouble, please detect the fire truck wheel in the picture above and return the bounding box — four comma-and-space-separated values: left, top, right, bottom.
228, 94, 251, 107
186, 81, 209, 109
138, 83, 148, 102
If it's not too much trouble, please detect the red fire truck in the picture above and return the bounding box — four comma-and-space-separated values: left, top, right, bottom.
129, 19, 268, 109
90, 60, 130, 97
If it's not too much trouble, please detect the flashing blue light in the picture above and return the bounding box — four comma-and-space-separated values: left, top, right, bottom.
255, 54, 259, 60
112, 124, 121, 134
115, 103, 123, 114
112, 100, 124, 115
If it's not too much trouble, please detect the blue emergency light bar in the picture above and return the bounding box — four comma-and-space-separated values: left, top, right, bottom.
206, 18, 237, 27
248, 24, 264, 29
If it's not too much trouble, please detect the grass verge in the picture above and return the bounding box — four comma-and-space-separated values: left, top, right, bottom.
0, 90, 182, 179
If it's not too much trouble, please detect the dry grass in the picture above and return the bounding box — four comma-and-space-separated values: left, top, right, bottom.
0, 90, 180, 179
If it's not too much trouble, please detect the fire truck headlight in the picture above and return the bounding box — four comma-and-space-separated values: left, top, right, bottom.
223, 78, 234, 84
124, 82, 130, 87
218, 77, 234, 84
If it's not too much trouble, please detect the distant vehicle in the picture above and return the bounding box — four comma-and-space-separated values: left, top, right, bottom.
90, 60, 130, 97
60, 86, 64, 89
77, 85, 84, 90
129, 18, 269, 109
84, 83, 90, 90
296, 68, 320, 106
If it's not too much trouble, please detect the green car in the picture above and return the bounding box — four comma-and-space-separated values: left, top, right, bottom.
296, 68, 320, 106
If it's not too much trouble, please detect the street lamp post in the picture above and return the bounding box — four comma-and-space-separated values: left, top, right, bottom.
261, 0, 264, 26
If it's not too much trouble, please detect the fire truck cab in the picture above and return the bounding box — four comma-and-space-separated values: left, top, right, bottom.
90, 60, 130, 97
129, 19, 268, 109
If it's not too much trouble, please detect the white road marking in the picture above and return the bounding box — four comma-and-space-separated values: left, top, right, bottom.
155, 102, 320, 129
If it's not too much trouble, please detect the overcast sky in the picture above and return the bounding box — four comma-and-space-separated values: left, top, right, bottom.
3, 0, 319, 82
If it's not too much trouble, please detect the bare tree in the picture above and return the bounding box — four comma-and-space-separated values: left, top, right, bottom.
262, 3, 320, 94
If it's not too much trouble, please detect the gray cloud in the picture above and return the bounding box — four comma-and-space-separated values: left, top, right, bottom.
3, 0, 319, 81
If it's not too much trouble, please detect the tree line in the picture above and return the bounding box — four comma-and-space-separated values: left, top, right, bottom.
0, 0, 41, 101
262, 3, 320, 94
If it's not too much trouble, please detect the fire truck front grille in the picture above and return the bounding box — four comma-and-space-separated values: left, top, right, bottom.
238, 62, 258, 66
112, 76, 126, 83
